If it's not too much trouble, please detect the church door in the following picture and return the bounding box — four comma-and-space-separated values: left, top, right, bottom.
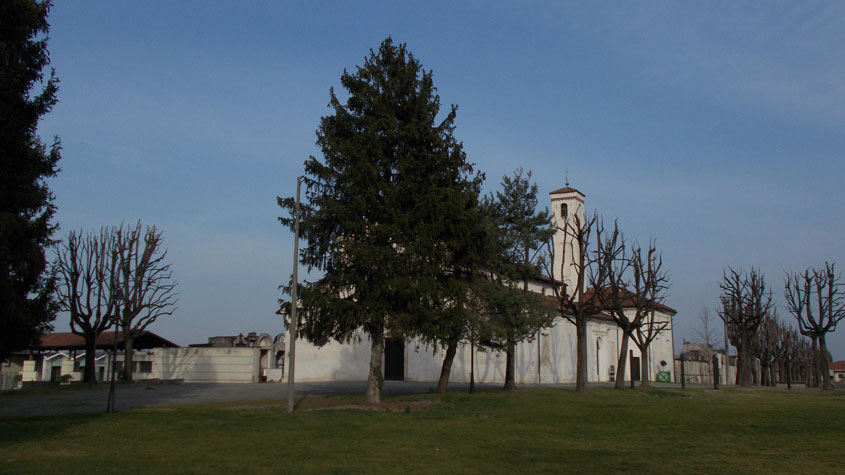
384, 339, 405, 381
631, 357, 641, 381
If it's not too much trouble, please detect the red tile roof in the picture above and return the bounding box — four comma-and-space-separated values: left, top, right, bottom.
583, 287, 677, 315
830, 360, 845, 371
37, 331, 179, 350
535, 287, 676, 317
550, 186, 584, 195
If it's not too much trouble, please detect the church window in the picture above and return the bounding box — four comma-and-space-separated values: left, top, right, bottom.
560, 203, 568, 219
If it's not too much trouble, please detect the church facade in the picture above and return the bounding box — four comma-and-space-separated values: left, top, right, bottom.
285, 186, 676, 385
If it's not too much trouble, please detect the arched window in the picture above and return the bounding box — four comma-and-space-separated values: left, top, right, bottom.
560, 203, 568, 220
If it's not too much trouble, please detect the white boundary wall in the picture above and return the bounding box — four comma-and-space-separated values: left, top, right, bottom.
153, 347, 260, 383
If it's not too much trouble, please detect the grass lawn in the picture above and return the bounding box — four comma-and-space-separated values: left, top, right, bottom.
1, 387, 843, 473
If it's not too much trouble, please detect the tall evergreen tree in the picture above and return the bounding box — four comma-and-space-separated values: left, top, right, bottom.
484, 169, 554, 389
0, 0, 61, 359
279, 38, 480, 403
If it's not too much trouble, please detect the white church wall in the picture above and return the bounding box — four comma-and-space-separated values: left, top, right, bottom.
284, 331, 373, 382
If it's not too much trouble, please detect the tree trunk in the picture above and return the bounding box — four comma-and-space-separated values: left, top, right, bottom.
575, 315, 588, 392
365, 331, 384, 404
615, 331, 630, 390
84, 331, 97, 386
811, 337, 821, 388
640, 345, 650, 387
437, 337, 458, 394
122, 326, 134, 382
503, 331, 516, 390
819, 334, 832, 390
739, 332, 752, 387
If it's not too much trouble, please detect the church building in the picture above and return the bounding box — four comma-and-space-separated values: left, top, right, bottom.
285, 186, 676, 385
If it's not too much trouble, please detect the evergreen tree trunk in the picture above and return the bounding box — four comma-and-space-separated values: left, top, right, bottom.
504, 331, 516, 390
83, 332, 97, 386
365, 330, 384, 404
122, 327, 134, 382
615, 332, 630, 390
640, 345, 650, 387
575, 315, 588, 391
437, 337, 458, 394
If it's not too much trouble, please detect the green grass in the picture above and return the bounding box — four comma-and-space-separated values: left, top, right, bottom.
1, 388, 843, 473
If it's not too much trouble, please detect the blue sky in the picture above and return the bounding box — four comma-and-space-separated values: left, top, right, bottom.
39, 1, 845, 358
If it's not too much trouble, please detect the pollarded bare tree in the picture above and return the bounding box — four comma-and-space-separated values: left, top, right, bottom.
114, 222, 177, 381
784, 263, 844, 390
718, 268, 772, 387
755, 311, 782, 387
54, 228, 120, 385
543, 211, 607, 392
594, 231, 670, 389
624, 242, 671, 388
593, 221, 632, 390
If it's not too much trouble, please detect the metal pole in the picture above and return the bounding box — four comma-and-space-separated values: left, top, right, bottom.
470, 337, 475, 394
723, 318, 730, 386
680, 353, 686, 389
537, 330, 541, 384
286, 177, 302, 413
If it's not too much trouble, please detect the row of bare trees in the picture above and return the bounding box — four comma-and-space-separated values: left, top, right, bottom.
53, 222, 177, 384
714, 264, 842, 389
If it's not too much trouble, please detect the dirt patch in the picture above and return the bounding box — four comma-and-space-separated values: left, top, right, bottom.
307, 399, 436, 412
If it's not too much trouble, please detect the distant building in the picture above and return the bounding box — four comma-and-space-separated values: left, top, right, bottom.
831, 360, 845, 384
0, 330, 287, 388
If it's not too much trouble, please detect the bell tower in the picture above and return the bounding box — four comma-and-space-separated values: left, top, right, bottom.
549, 185, 585, 295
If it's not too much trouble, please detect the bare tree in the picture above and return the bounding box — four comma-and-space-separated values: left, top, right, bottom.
755, 311, 782, 386
718, 268, 772, 387
115, 222, 177, 381
596, 228, 671, 389
542, 211, 607, 392
693, 307, 720, 360
593, 221, 633, 390
625, 243, 671, 388
54, 228, 119, 386
784, 263, 844, 390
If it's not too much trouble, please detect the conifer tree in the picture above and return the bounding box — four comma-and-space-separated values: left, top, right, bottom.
279, 38, 481, 403
0, 0, 61, 359
484, 169, 554, 389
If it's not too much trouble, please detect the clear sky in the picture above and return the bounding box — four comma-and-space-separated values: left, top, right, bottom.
39, 1, 845, 358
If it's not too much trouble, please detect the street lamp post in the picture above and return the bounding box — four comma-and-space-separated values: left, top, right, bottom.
107, 288, 123, 413
286, 176, 302, 413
